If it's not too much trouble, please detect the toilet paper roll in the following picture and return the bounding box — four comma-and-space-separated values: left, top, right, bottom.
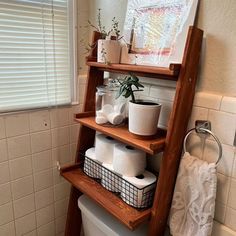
101, 163, 121, 193
113, 144, 146, 177
95, 115, 108, 125
121, 171, 156, 208
107, 112, 124, 125
95, 134, 118, 164
83, 147, 102, 179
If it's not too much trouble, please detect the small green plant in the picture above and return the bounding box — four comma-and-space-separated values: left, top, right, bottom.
87, 9, 121, 40
81, 9, 124, 57
117, 74, 144, 103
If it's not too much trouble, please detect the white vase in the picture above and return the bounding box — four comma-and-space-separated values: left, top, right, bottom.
97, 39, 121, 64
128, 100, 161, 136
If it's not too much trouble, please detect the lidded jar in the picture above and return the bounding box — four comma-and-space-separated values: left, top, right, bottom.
95, 78, 126, 125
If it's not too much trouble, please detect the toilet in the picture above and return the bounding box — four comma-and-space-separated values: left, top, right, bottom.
78, 195, 148, 236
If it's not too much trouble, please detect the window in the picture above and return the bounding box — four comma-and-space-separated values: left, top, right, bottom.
0, 0, 77, 113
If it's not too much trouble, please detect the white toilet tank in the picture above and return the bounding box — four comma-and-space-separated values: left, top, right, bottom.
78, 194, 148, 236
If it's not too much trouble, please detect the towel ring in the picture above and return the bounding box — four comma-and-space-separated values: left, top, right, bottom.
183, 127, 222, 165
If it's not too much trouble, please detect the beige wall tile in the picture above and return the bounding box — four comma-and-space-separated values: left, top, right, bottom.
50, 108, 69, 128
225, 207, 236, 231
0, 221, 15, 236
228, 178, 236, 209
0, 183, 12, 206
208, 110, 236, 146
53, 167, 66, 185
216, 173, 231, 204
11, 175, 34, 200
37, 221, 55, 236
54, 182, 71, 201
5, 114, 29, 137
30, 130, 51, 154
52, 145, 71, 166
13, 194, 35, 219
32, 150, 52, 173
232, 155, 236, 179
36, 204, 55, 227
15, 212, 36, 236
157, 100, 173, 128
29, 110, 50, 132
34, 169, 53, 192
55, 215, 67, 235
0, 202, 14, 226
212, 221, 236, 236
149, 86, 175, 101
69, 105, 80, 125
0, 117, 6, 140
9, 155, 32, 180
194, 92, 222, 110
220, 97, 236, 114
214, 201, 226, 224
54, 197, 69, 218
35, 187, 54, 210
0, 139, 8, 163
0, 162, 10, 185
7, 135, 31, 160
51, 127, 69, 148
70, 143, 77, 162
24, 230, 37, 236
69, 124, 80, 143
203, 141, 234, 176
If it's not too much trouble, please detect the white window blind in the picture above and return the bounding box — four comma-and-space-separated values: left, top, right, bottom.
0, 0, 77, 113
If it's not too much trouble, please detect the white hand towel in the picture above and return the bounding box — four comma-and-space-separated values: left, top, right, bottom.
169, 152, 217, 236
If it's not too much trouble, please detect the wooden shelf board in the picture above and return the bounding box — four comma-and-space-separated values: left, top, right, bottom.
75, 116, 166, 155
61, 165, 151, 230
86, 61, 180, 80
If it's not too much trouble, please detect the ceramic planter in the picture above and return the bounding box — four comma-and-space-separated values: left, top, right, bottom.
128, 100, 161, 136
97, 39, 121, 64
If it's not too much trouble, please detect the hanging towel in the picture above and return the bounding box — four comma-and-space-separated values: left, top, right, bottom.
169, 152, 217, 236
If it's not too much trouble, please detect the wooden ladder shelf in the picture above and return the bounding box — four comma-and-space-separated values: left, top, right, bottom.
60, 26, 203, 236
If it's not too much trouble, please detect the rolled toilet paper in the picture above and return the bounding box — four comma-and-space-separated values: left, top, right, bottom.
101, 163, 121, 193
95, 134, 118, 164
113, 144, 146, 177
107, 112, 124, 125
121, 171, 157, 208
95, 115, 108, 125
83, 147, 102, 179
102, 104, 114, 116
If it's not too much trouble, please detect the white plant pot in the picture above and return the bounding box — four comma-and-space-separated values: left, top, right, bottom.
97, 39, 121, 64
128, 100, 161, 136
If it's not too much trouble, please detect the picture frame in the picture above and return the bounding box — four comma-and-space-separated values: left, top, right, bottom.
121, 0, 199, 67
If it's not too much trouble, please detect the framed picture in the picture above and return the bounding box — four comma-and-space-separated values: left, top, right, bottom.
122, 0, 199, 67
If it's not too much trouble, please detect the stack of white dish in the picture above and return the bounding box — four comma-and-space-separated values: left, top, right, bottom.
83, 134, 157, 208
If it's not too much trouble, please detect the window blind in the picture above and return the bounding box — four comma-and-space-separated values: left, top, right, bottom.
0, 0, 75, 113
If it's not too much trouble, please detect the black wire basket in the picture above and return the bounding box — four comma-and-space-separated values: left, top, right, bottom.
83, 154, 157, 209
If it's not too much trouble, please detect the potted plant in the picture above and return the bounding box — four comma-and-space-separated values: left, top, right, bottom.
117, 74, 162, 136
87, 9, 123, 64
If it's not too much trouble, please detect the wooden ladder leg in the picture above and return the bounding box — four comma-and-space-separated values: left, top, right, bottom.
65, 187, 83, 236
148, 27, 203, 236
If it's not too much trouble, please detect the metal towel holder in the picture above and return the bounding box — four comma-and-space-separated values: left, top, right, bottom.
183, 124, 222, 165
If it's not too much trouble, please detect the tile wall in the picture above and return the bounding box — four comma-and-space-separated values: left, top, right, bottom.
0, 105, 81, 236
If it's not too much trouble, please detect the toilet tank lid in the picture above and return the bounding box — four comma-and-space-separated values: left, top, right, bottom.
78, 194, 147, 236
